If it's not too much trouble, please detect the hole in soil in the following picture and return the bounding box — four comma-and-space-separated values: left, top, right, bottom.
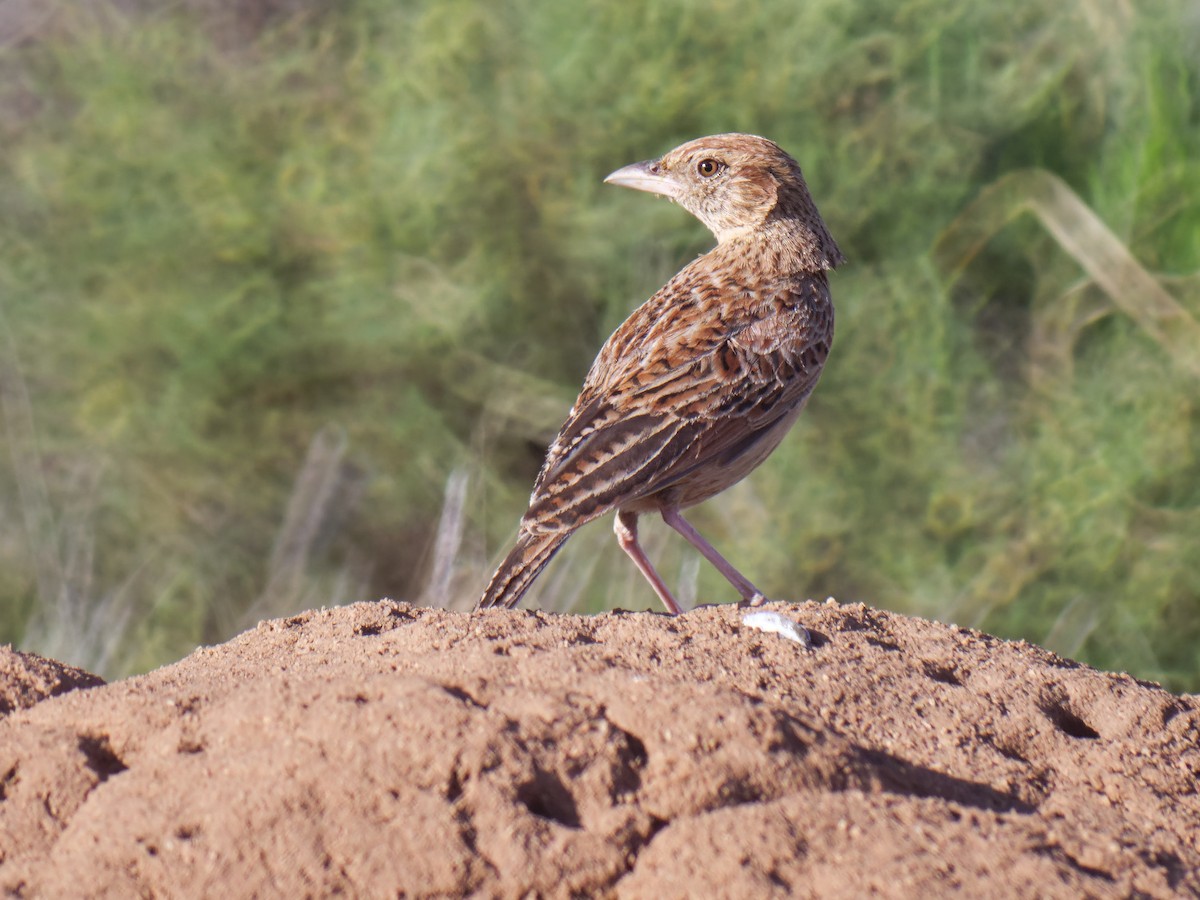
1162, 701, 1188, 727
922, 662, 963, 686
714, 777, 766, 807
993, 740, 1029, 764
446, 767, 464, 802
804, 629, 829, 648
611, 730, 649, 796
0, 764, 17, 801
646, 815, 669, 841
767, 870, 791, 890
1145, 849, 1185, 890
516, 770, 580, 828
78, 734, 129, 782
1040, 700, 1099, 740
441, 685, 485, 708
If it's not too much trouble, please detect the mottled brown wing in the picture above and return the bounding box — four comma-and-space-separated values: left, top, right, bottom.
522, 270, 832, 533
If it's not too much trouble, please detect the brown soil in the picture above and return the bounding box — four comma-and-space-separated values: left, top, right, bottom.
0, 646, 103, 717
1, 599, 1197, 898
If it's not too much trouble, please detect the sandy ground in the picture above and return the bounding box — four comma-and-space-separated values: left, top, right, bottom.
1, 599, 1197, 898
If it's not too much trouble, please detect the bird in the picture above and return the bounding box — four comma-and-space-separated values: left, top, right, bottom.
477, 133, 843, 615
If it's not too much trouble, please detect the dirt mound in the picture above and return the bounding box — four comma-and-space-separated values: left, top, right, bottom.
0, 645, 104, 716
1, 600, 1197, 897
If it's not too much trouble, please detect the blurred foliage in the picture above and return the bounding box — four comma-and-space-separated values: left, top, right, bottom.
0, 0, 1197, 687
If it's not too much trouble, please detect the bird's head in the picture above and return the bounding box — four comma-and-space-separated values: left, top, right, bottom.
604, 133, 842, 271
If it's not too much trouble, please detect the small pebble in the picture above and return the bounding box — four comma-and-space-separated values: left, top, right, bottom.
742, 611, 812, 648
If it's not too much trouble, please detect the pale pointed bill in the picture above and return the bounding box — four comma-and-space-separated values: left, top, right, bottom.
603, 160, 680, 199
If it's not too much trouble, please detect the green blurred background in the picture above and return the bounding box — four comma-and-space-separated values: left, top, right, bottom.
1, 0, 1197, 687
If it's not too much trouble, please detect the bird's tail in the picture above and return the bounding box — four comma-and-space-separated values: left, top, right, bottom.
477, 528, 570, 610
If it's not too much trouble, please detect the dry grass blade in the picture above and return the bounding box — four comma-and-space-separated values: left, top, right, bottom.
1027, 281, 1115, 389
3, 312, 153, 675
244, 425, 360, 624
267, 426, 350, 585
420, 467, 471, 609
0, 318, 63, 610
1042, 593, 1102, 659
935, 168, 1200, 379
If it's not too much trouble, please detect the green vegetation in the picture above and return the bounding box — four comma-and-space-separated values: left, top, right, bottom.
1, 0, 1197, 687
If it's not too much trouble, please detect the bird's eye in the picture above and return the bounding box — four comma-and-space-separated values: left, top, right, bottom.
696, 159, 721, 178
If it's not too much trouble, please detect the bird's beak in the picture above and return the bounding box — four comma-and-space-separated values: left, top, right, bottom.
603, 159, 679, 199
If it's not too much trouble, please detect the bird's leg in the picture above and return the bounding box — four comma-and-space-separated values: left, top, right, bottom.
614, 511, 685, 615
660, 507, 768, 605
